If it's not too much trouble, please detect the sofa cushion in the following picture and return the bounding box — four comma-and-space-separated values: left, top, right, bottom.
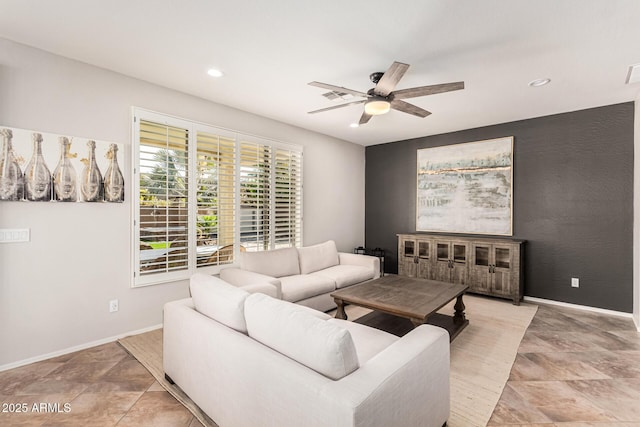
244, 293, 359, 380
294, 303, 333, 320
189, 274, 249, 333
297, 240, 339, 274
280, 274, 336, 302
327, 318, 399, 365
240, 247, 300, 278
311, 264, 375, 289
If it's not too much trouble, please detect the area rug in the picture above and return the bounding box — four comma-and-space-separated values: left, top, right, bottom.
442, 296, 537, 426
118, 295, 537, 427
118, 328, 218, 427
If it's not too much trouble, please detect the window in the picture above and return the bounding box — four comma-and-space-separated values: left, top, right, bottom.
273, 147, 302, 248
239, 140, 271, 252
132, 109, 303, 287
136, 120, 190, 281
238, 141, 303, 251
196, 130, 236, 268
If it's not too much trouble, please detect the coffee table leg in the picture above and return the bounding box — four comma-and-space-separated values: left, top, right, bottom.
454, 294, 466, 324
334, 299, 347, 320
410, 318, 424, 328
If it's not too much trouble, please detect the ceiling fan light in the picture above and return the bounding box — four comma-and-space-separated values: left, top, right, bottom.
364, 99, 391, 115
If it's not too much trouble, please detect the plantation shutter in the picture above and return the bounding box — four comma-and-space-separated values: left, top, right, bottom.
196, 131, 236, 267
274, 148, 302, 248
133, 108, 303, 287
138, 120, 190, 276
239, 141, 272, 252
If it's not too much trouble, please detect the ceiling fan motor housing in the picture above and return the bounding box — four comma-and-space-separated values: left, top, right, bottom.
367, 87, 393, 100
369, 71, 384, 84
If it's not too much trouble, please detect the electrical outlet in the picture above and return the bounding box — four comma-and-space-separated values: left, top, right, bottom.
109, 299, 119, 313
571, 277, 579, 288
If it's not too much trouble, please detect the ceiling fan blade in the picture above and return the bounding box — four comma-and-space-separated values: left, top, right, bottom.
308, 81, 368, 98
390, 100, 432, 118
359, 112, 373, 125
391, 81, 464, 100
308, 99, 366, 114
373, 61, 410, 97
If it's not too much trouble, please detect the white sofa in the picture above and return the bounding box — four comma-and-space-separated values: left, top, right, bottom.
164, 274, 450, 427
220, 240, 380, 312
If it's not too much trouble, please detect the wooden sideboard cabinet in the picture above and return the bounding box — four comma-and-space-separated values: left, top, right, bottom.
397, 234, 525, 305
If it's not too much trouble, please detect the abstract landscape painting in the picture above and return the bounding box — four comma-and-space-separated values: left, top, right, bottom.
416, 137, 513, 235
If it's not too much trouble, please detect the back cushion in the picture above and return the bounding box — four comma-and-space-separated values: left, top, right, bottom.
297, 240, 340, 274
240, 247, 300, 278
190, 274, 249, 333
244, 293, 359, 380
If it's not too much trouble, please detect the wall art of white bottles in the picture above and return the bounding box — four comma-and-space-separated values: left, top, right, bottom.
80, 140, 103, 202
0, 125, 124, 203
24, 133, 52, 201
0, 128, 25, 201
104, 143, 124, 203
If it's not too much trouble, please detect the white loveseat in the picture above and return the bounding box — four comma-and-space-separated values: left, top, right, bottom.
220, 240, 380, 312
164, 274, 450, 427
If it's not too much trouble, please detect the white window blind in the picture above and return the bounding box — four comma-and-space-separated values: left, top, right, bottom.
274, 148, 302, 248
138, 120, 190, 277
133, 108, 303, 287
239, 141, 272, 252
196, 131, 236, 267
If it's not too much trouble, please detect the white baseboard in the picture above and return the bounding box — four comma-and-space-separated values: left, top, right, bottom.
0, 323, 163, 373
523, 296, 634, 320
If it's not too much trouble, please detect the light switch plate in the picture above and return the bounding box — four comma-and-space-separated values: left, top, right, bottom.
0, 228, 30, 243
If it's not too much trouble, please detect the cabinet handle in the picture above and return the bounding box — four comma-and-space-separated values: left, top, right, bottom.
414, 256, 418, 264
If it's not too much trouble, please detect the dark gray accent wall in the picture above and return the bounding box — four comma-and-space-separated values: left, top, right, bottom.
365, 102, 634, 312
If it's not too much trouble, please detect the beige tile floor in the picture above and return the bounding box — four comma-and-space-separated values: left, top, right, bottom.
0, 342, 203, 426
1, 302, 638, 426
489, 303, 640, 426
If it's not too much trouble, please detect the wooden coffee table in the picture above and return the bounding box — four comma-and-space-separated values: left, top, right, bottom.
331, 275, 469, 341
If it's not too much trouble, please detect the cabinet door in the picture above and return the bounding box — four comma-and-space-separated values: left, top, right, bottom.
417, 239, 432, 279
469, 244, 492, 292
398, 238, 417, 277
491, 245, 513, 296
433, 242, 452, 281
451, 242, 469, 285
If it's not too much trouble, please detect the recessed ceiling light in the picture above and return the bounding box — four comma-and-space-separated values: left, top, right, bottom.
349, 123, 359, 128
528, 78, 550, 87
207, 68, 224, 77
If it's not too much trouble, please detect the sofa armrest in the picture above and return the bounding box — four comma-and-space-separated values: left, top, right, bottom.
321, 325, 450, 427
220, 267, 282, 299
338, 252, 381, 279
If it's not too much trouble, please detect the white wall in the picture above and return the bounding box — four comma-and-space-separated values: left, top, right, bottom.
0, 39, 366, 367
635, 98, 640, 331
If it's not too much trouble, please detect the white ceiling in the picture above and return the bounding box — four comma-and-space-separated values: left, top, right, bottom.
1, 0, 640, 146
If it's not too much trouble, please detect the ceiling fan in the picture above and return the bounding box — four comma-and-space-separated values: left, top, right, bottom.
308, 61, 464, 125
